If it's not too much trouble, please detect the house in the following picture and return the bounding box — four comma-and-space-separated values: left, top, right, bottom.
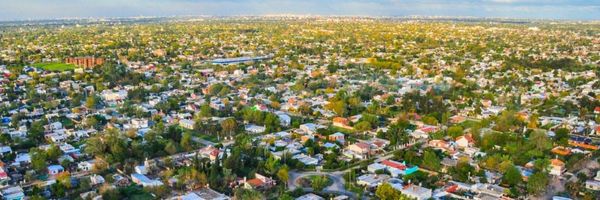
393, 184, 432, 200
299, 123, 319, 134
179, 119, 195, 130
429, 140, 454, 152
47, 165, 64, 176
449, 115, 467, 124
135, 165, 148, 175
101, 90, 128, 102
344, 142, 371, 159
198, 146, 221, 162
0, 164, 9, 184
585, 171, 600, 191
45, 133, 67, 143
332, 117, 353, 130
130, 118, 149, 129
367, 163, 387, 173
410, 129, 429, 139
131, 173, 163, 187
328, 132, 345, 144
0, 146, 12, 156
357, 174, 389, 188
242, 173, 275, 189
378, 160, 419, 177
13, 153, 31, 166
78, 160, 96, 171
89, 174, 105, 185
0, 186, 24, 200
369, 138, 390, 150
549, 159, 565, 176
295, 193, 325, 200
585, 180, 600, 191
245, 124, 266, 134
472, 183, 507, 199
292, 154, 319, 166
276, 113, 291, 127
7, 130, 26, 140
455, 134, 474, 149
171, 188, 230, 200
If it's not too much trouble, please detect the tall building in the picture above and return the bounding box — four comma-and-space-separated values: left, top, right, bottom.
65, 57, 104, 68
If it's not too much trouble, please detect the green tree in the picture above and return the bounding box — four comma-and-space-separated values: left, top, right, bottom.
447, 126, 464, 138
527, 172, 549, 195
84, 137, 106, 156
502, 165, 522, 187
30, 148, 47, 173
277, 166, 289, 188
165, 140, 178, 155
86, 95, 98, 109
376, 183, 409, 200
529, 130, 552, 152
422, 150, 441, 171
28, 120, 46, 143
56, 172, 72, 188
354, 121, 372, 132
180, 132, 193, 151
234, 188, 264, 200
311, 175, 329, 192
220, 118, 237, 139
46, 145, 62, 161
554, 128, 569, 146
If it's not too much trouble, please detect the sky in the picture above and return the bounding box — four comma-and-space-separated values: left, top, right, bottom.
0, 0, 599, 21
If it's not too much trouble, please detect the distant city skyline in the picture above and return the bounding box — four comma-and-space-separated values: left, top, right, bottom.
0, 0, 599, 21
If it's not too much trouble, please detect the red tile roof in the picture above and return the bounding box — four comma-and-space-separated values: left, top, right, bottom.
381, 160, 407, 170
246, 178, 264, 187
355, 142, 370, 149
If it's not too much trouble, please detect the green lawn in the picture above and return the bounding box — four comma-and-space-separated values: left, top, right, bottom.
33, 62, 76, 71
184, 129, 220, 143
196, 133, 219, 143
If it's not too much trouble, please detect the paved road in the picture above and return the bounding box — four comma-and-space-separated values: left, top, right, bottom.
288, 170, 356, 198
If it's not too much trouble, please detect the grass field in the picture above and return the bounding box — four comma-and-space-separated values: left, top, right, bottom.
33, 62, 76, 71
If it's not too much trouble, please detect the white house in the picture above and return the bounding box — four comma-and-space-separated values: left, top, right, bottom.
179, 119, 195, 130
276, 113, 291, 127
245, 124, 266, 134
295, 193, 325, 200
393, 184, 432, 200
101, 90, 128, 102
135, 165, 148, 175
356, 174, 389, 188
90, 174, 105, 185
299, 123, 319, 134
78, 160, 96, 171
131, 173, 163, 187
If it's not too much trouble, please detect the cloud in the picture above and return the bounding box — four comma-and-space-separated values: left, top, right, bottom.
0, 0, 598, 20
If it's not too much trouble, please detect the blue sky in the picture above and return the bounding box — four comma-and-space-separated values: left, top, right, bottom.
0, 0, 599, 21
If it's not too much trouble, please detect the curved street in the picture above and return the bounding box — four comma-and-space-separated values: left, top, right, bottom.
288, 170, 356, 198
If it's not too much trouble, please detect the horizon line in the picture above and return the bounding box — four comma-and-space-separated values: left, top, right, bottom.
1, 14, 599, 23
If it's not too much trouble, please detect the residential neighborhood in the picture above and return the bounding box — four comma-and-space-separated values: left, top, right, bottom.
0, 15, 599, 200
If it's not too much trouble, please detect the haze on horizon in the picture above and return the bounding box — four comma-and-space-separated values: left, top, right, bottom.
0, 0, 599, 21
